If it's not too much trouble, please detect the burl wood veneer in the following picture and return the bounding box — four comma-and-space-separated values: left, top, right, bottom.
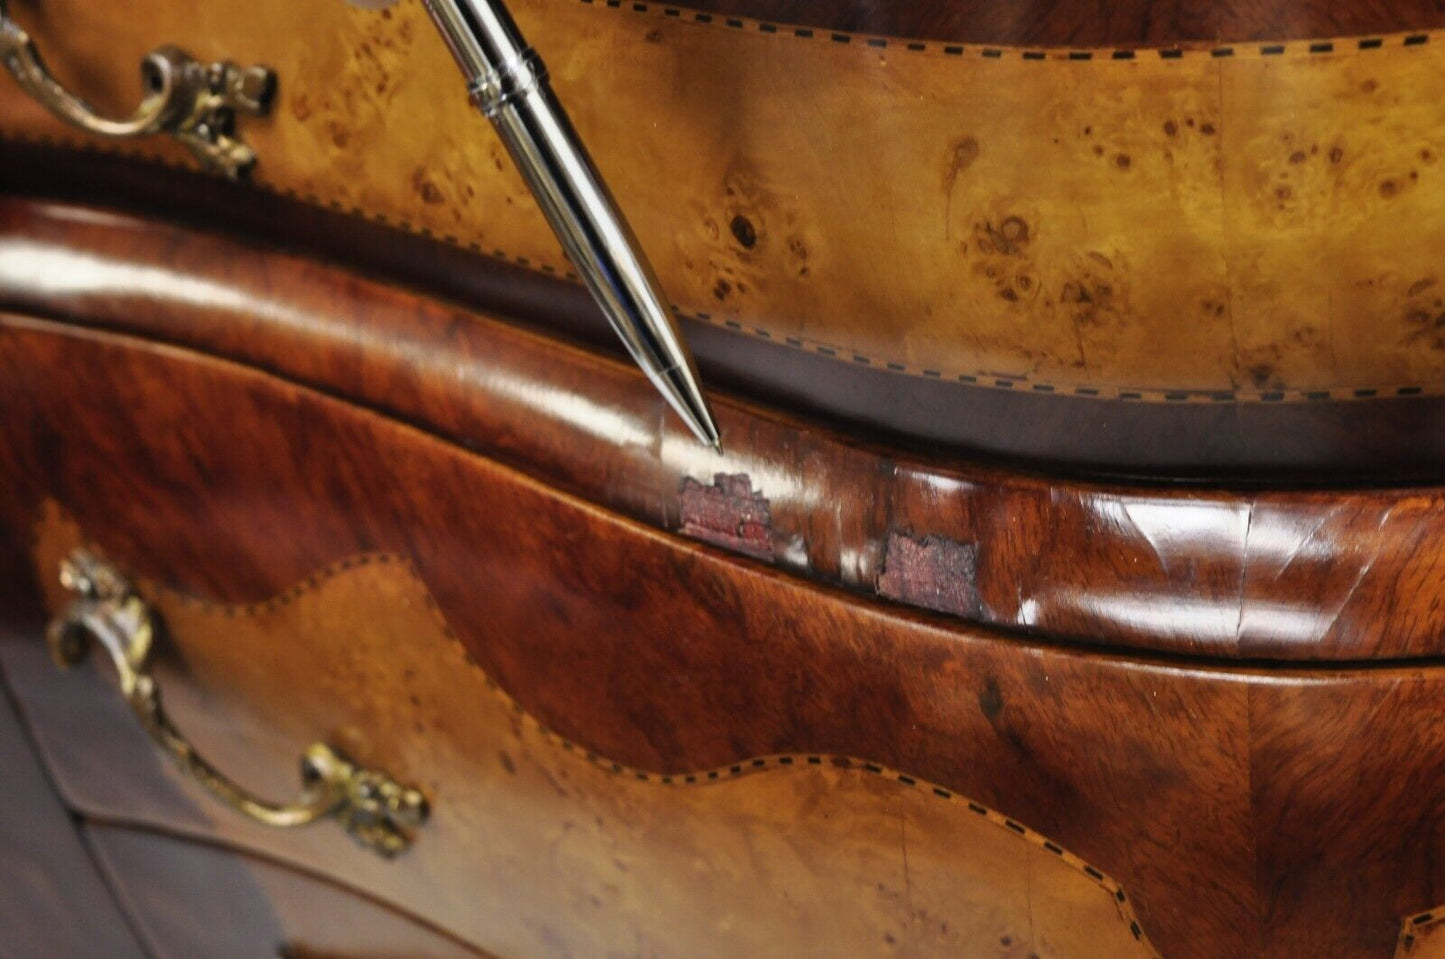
6, 3, 1445, 950
10, 0, 1445, 406
0, 315, 1444, 957
13, 1, 1445, 474
25, 508, 1157, 958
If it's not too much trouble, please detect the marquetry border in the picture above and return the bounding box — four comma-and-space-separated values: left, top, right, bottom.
10, 0, 1445, 405
69, 532, 1162, 958
10, 124, 1445, 408
583, 0, 1442, 64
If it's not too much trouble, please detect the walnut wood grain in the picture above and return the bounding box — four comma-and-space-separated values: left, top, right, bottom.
4, 200, 1445, 662
8, 0, 1445, 439
3, 316, 1445, 957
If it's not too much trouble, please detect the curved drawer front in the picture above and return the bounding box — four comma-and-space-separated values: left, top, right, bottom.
3, 315, 1445, 958
9, 2, 1445, 473
20, 510, 1156, 959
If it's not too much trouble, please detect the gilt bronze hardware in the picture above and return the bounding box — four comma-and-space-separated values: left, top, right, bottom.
46, 549, 428, 857
0, 0, 274, 178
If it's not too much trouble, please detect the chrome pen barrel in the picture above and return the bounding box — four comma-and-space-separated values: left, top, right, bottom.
421, 0, 720, 448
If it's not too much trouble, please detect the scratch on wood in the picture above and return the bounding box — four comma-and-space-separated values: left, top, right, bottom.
678, 473, 773, 560
877, 531, 981, 618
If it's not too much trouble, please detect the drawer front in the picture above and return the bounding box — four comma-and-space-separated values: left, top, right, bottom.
4, 314, 1445, 959
7, 507, 1156, 959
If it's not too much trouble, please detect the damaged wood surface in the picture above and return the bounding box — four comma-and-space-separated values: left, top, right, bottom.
2, 197, 1445, 664
678, 474, 774, 560
10, 316, 1445, 957
5, 198, 1445, 661
876, 532, 982, 620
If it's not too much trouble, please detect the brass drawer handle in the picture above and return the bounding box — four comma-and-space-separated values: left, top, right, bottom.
0, 0, 274, 178
46, 550, 429, 858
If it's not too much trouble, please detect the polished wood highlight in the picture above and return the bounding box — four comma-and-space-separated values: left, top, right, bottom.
5, 200, 1445, 662
30, 523, 1156, 958
8, 0, 1445, 425
3, 316, 1445, 956
12, 150, 1445, 482
7, 3, 1445, 955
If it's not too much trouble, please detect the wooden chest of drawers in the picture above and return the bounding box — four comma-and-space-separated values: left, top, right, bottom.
2, 195, 1445, 958
11, 2, 1445, 950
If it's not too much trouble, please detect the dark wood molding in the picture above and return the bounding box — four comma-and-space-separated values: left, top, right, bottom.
4, 200, 1445, 661
8, 143, 1445, 484
5, 317, 1445, 957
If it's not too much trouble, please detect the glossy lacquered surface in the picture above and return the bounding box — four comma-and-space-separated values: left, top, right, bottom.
3, 198, 1445, 663
19, 514, 1159, 958
12, 149, 1445, 484
5, 316, 1445, 958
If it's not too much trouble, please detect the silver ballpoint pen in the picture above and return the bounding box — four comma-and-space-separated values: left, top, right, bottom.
420, 0, 722, 450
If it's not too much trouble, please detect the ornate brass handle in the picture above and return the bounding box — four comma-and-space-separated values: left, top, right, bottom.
46, 550, 428, 858
0, 0, 274, 178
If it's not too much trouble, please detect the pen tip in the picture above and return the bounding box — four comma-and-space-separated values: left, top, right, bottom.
655, 368, 723, 452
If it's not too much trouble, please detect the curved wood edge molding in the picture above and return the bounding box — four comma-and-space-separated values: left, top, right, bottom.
18, 146, 1445, 487
14, 125, 1445, 410
17, 317, 1445, 956
5, 214, 1445, 662
28, 504, 1160, 959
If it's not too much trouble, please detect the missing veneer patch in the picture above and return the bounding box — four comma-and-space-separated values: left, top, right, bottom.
678, 473, 772, 560
877, 531, 982, 618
